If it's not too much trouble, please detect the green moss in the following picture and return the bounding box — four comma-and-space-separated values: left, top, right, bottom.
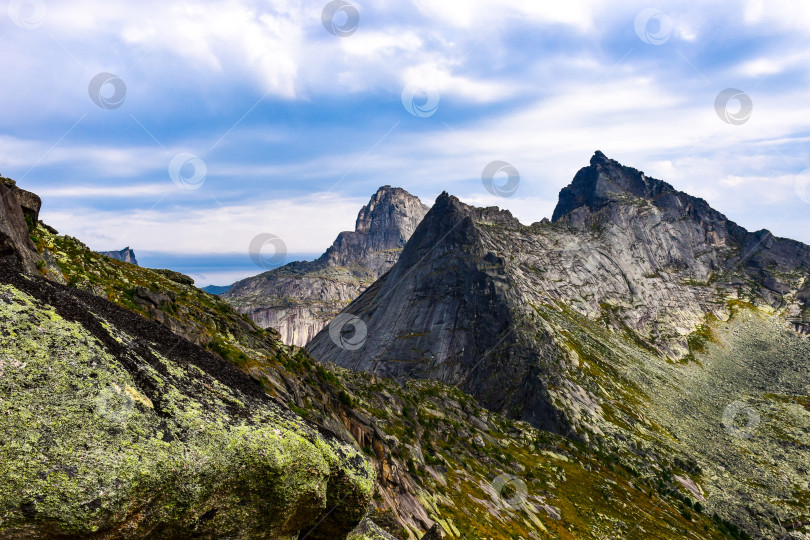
0, 284, 374, 537
682, 314, 719, 363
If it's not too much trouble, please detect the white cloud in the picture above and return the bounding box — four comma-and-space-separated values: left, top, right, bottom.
41, 191, 368, 254
36, 184, 173, 198
118, 1, 305, 98
400, 62, 520, 103
743, 0, 810, 30
734, 50, 810, 78
410, 0, 605, 31
0, 134, 212, 180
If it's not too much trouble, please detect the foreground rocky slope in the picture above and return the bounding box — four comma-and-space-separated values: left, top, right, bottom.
308, 152, 810, 538
0, 180, 375, 538
224, 186, 428, 346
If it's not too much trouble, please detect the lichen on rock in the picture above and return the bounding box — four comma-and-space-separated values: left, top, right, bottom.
0, 278, 374, 538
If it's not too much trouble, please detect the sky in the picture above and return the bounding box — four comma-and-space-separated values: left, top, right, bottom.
2, 0, 809, 286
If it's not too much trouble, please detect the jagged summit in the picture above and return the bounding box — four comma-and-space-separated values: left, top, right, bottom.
318, 185, 429, 270
223, 186, 429, 346
553, 151, 722, 225
354, 185, 417, 233
553, 150, 672, 221
308, 150, 810, 426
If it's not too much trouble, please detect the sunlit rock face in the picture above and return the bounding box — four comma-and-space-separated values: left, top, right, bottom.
224, 186, 429, 347
98, 247, 139, 265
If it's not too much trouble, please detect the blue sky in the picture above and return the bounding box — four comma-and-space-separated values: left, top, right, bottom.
2, 0, 809, 286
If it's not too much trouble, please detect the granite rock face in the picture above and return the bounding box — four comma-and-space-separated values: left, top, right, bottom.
306, 153, 810, 536
310, 153, 810, 420
1, 176, 41, 224
98, 247, 139, 265
224, 186, 429, 347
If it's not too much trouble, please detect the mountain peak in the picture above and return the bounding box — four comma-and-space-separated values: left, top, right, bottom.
590, 149, 609, 165
322, 185, 428, 266
354, 185, 427, 236
552, 151, 667, 222
551, 152, 754, 250
224, 186, 430, 347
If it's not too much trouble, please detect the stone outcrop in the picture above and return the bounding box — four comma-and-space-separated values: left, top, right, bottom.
224, 186, 429, 347
1, 176, 41, 224
0, 178, 42, 275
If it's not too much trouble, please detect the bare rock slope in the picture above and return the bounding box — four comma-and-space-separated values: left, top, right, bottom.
308, 151, 810, 537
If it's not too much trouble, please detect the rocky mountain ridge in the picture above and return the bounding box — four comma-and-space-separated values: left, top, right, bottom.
307, 151, 810, 537
224, 186, 429, 346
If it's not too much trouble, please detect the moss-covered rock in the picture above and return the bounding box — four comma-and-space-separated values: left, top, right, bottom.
0, 272, 374, 538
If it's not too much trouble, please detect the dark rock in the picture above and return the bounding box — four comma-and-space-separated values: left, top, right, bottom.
0, 179, 42, 274
40, 222, 58, 235
154, 268, 194, 285
553, 152, 747, 243
420, 523, 444, 539
349, 517, 399, 539
1, 176, 41, 223
133, 286, 176, 308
